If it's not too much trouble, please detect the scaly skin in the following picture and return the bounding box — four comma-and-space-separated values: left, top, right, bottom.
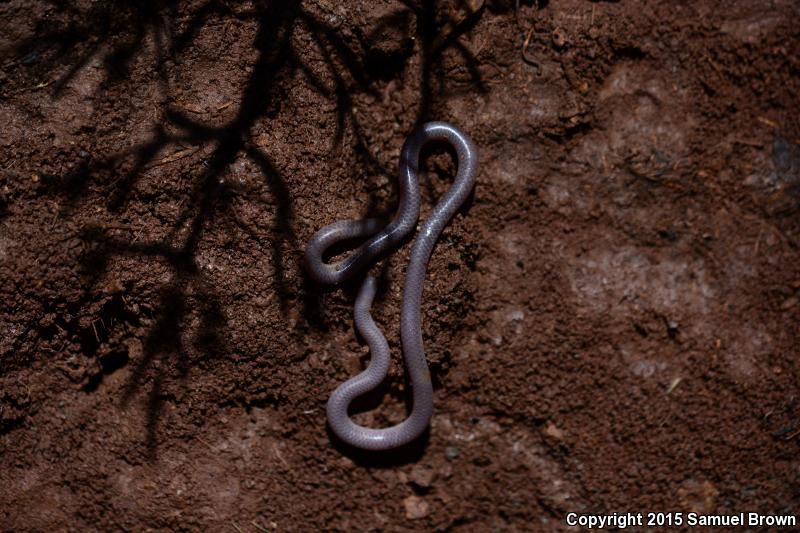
305, 122, 478, 450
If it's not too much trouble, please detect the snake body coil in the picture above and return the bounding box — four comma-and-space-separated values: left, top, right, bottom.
305, 122, 477, 450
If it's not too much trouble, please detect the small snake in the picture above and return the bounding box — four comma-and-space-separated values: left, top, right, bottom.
305, 122, 478, 450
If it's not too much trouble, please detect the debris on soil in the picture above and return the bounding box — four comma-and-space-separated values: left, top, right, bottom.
403, 495, 431, 520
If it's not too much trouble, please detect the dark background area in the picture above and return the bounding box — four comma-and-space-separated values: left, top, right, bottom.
1, 0, 799, 530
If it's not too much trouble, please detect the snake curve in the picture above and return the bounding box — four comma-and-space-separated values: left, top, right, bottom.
305, 122, 478, 450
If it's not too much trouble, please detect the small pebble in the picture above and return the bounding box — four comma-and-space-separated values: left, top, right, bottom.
403, 495, 430, 520
21, 52, 38, 66
104, 279, 124, 295
464, 0, 484, 12
552, 28, 567, 48
445, 446, 460, 460
543, 422, 564, 440
409, 464, 436, 489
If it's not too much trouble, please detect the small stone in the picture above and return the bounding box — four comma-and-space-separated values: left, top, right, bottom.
543, 422, 564, 440
338, 456, 355, 469
104, 279, 125, 295
403, 495, 430, 520
552, 28, 567, 48
445, 446, 460, 460
21, 52, 38, 66
464, 0, 484, 13
409, 464, 436, 489
126, 338, 143, 361
678, 480, 718, 514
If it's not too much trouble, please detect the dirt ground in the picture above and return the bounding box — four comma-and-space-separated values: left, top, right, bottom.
1, 0, 799, 531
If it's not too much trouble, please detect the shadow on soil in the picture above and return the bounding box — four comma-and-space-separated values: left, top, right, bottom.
5, 0, 488, 458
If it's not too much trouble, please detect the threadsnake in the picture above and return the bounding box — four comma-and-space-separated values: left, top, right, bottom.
305, 122, 477, 450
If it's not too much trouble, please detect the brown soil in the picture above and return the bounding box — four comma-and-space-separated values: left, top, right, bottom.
1, 0, 800, 531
